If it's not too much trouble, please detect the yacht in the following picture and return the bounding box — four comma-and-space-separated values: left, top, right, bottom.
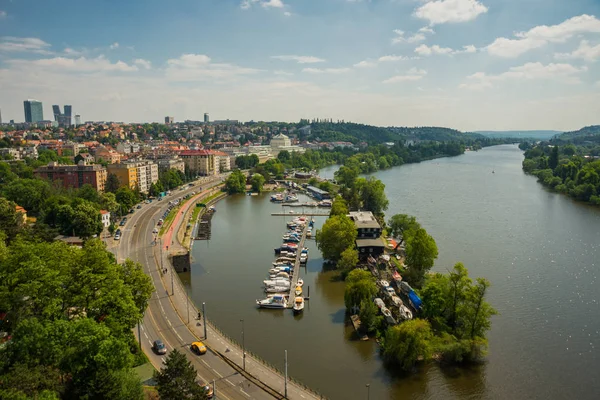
398, 304, 413, 320
297, 278, 304, 287
265, 286, 290, 293
294, 285, 303, 296
292, 297, 305, 314
257, 295, 288, 309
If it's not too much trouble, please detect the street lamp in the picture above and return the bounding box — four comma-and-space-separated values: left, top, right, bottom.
240, 319, 246, 370
366, 383, 370, 400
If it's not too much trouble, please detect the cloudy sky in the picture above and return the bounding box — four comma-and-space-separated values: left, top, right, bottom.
1, 0, 599, 131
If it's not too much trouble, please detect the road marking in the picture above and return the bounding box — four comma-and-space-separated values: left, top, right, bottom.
148, 340, 153, 347
240, 388, 251, 398
214, 370, 223, 378
225, 379, 233, 386
143, 331, 148, 339
167, 319, 172, 327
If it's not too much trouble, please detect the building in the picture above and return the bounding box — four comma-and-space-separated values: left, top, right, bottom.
165, 116, 174, 124
94, 146, 121, 163
306, 185, 330, 200
116, 142, 141, 154
107, 160, 158, 193
157, 158, 186, 174
52, 105, 72, 127
269, 133, 306, 156
35, 161, 108, 192
100, 210, 111, 228
74, 115, 82, 126
74, 153, 95, 164
24, 99, 44, 123
348, 211, 385, 258
204, 113, 209, 123
0, 146, 38, 160
179, 150, 217, 176
212, 151, 232, 172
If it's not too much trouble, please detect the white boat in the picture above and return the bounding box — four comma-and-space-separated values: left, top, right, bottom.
292, 297, 304, 314
276, 272, 290, 279
300, 256, 308, 263
263, 279, 290, 287
374, 298, 385, 309
297, 278, 304, 287
257, 295, 288, 309
391, 295, 404, 307
294, 286, 303, 296
379, 280, 390, 288
381, 307, 397, 325
265, 286, 290, 293
398, 305, 413, 320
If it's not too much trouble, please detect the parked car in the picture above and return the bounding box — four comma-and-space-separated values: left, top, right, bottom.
152, 228, 158, 234
137, 205, 142, 209
202, 384, 214, 398
153, 339, 167, 355
129, 208, 135, 214
119, 219, 126, 226
191, 341, 207, 355
114, 233, 121, 240
157, 219, 164, 226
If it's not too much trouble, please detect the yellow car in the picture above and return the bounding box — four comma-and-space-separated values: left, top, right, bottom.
191, 341, 207, 355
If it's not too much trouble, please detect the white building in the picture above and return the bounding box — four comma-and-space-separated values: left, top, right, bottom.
100, 210, 111, 228
269, 133, 305, 156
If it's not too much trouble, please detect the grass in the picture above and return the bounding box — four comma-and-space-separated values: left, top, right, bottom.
158, 203, 183, 236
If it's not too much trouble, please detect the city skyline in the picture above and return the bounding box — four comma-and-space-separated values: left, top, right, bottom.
1, 0, 600, 131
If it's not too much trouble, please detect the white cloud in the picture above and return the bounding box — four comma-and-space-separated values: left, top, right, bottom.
284, 11, 291, 17
0, 10, 7, 18
418, 26, 436, 34
0, 37, 52, 54
241, 0, 285, 9
134, 59, 152, 69
555, 40, 600, 62
378, 55, 408, 62
392, 29, 426, 44
262, 0, 284, 8
486, 14, 600, 58
63, 47, 85, 56
271, 55, 325, 64
166, 53, 261, 81
415, 0, 488, 25
274, 70, 294, 76
459, 62, 587, 90
302, 67, 351, 74
353, 55, 407, 68
354, 59, 377, 68
383, 68, 427, 83
109, 42, 119, 50
415, 44, 476, 55
7, 55, 139, 72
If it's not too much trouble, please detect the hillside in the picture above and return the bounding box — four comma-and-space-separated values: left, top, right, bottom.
307, 122, 397, 144
390, 126, 485, 142
551, 125, 600, 144
475, 130, 561, 140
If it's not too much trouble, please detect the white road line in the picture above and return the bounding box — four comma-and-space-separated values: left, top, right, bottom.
143, 331, 149, 339
167, 319, 172, 327
148, 340, 153, 347
225, 379, 233, 385
214, 370, 223, 378
240, 388, 251, 398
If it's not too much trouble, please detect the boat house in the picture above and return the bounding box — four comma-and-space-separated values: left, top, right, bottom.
348, 211, 385, 258
306, 185, 330, 200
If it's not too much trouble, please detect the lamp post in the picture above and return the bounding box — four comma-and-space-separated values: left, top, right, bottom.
240, 319, 246, 371
366, 383, 370, 400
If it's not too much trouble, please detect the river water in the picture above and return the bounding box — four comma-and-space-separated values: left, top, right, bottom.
189, 145, 600, 400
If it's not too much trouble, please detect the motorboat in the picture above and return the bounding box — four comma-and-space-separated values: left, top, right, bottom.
292, 297, 305, 314
276, 257, 295, 263
391, 295, 404, 308
296, 278, 304, 287
301, 247, 309, 254
263, 279, 291, 287
300, 255, 308, 264
399, 281, 413, 294
265, 285, 290, 293
381, 307, 397, 325
374, 298, 385, 309
275, 272, 290, 279
379, 280, 390, 288
294, 286, 303, 296
270, 194, 284, 202
398, 305, 413, 320
257, 295, 288, 309
285, 194, 299, 202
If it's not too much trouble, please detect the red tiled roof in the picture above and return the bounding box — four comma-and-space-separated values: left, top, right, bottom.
179, 150, 212, 156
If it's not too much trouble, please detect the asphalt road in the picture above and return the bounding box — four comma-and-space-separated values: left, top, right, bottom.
116, 178, 274, 400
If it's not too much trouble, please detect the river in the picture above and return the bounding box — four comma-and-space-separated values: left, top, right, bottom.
189, 145, 600, 400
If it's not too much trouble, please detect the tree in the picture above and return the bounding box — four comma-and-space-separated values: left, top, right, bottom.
0, 197, 24, 242
329, 196, 349, 217
388, 214, 421, 246
277, 150, 291, 163
344, 269, 377, 310
105, 173, 121, 193
224, 170, 246, 194
549, 145, 559, 170
115, 187, 137, 212
355, 177, 388, 217
315, 215, 357, 262
250, 173, 265, 193
337, 247, 358, 272
358, 299, 380, 333
119, 259, 154, 315
404, 228, 438, 288
108, 223, 117, 236
154, 349, 207, 400
71, 202, 103, 239
100, 192, 120, 214
460, 278, 497, 340
382, 319, 433, 371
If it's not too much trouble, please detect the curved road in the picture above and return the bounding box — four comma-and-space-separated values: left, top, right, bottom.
113, 178, 322, 400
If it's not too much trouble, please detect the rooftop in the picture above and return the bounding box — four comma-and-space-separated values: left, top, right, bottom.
356, 238, 385, 248
348, 211, 381, 229
306, 185, 329, 195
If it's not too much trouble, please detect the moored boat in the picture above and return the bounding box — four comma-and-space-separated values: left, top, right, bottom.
257, 295, 288, 309
294, 285, 303, 296
292, 296, 305, 314
398, 304, 413, 320
297, 278, 304, 287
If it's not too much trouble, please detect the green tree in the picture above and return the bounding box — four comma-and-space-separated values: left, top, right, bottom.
115, 187, 137, 213
382, 319, 433, 371
224, 169, 246, 194
154, 349, 208, 400
344, 269, 377, 310
250, 173, 265, 193
337, 246, 358, 272
404, 228, 438, 288
105, 173, 121, 193
460, 278, 497, 340
315, 215, 357, 262
358, 299, 380, 333
549, 145, 559, 170
119, 259, 154, 315
388, 214, 421, 246
277, 150, 291, 163
329, 196, 349, 217
355, 177, 389, 217
100, 192, 120, 214
0, 197, 24, 242
71, 202, 103, 239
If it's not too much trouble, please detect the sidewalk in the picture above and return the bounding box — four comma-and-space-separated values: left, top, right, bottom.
155, 186, 324, 400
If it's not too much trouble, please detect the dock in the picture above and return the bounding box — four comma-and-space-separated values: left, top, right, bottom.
350, 315, 369, 341
272, 212, 330, 217
287, 222, 309, 303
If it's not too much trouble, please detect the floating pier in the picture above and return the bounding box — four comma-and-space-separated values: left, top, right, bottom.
287, 222, 309, 304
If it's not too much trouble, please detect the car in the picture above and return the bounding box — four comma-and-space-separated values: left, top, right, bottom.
137, 205, 142, 209
119, 220, 126, 226
157, 219, 164, 226
115, 229, 121, 235
114, 234, 121, 240
129, 209, 135, 214
152, 228, 158, 234
202, 384, 214, 398
153, 339, 167, 355
190, 341, 207, 355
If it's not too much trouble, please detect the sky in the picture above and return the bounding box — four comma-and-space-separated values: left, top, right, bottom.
1, 0, 600, 131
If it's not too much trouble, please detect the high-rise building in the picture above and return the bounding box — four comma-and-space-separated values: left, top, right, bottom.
24, 100, 44, 123
52, 105, 61, 121
74, 115, 81, 127
52, 105, 73, 127
204, 113, 209, 123
165, 116, 174, 124
64, 105, 72, 126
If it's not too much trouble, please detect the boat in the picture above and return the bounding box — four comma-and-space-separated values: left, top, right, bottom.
292, 297, 305, 314
256, 295, 288, 309
374, 298, 385, 309
398, 304, 413, 320
294, 286, 303, 296
297, 278, 304, 287
285, 194, 299, 202
263, 279, 290, 287
379, 280, 390, 288
381, 307, 397, 325
391, 295, 404, 308
299, 255, 308, 264
306, 231, 312, 238
301, 247, 309, 254
270, 194, 284, 202
317, 200, 332, 208
265, 285, 290, 293
275, 272, 290, 279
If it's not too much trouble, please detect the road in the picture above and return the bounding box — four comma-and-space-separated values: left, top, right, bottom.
113, 177, 323, 400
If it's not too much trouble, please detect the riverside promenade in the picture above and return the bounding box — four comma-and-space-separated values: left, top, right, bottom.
157, 187, 325, 400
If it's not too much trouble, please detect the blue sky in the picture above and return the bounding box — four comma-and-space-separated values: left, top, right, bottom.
1, 0, 600, 131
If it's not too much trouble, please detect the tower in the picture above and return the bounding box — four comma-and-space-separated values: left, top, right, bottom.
24, 100, 44, 123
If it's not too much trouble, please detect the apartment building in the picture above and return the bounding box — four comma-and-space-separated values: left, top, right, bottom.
179, 150, 217, 176
107, 160, 158, 193
35, 161, 108, 192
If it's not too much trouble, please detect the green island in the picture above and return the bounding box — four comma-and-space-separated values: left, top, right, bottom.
521, 125, 600, 206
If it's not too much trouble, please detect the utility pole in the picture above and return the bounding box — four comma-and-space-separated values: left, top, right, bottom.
202, 302, 207, 339
240, 319, 245, 371
366, 383, 370, 400
284, 350, 288, 399
137, 320, 141, 350
212, 379, 216, 399
186, 286, 190, 324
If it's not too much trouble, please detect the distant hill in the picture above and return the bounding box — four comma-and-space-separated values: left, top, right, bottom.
551, 125, 600, 144
390, 126, 485, 142
474, 130, 561, 140
308, 122, 397, 144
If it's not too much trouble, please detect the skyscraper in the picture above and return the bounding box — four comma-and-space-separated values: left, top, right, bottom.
52, 105, 61, 121
75, 115, 81, 127
52, 105, 73, 127
24, 100, 44, 123
204, 113, 209, 123
165, 116, 174, 124
64, 105, 72, 126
